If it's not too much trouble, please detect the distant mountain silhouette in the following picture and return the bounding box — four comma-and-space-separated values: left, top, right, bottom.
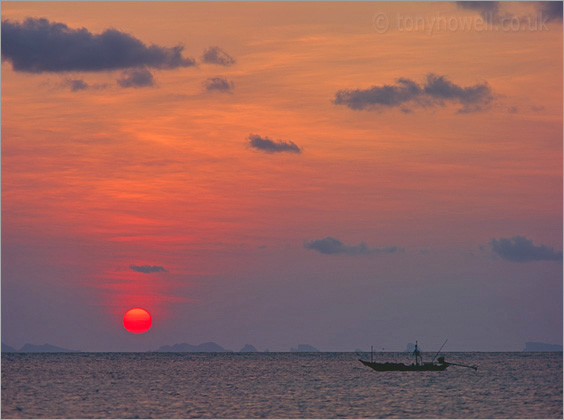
523, 342, 563, 352
156, 341, 231, 352
19, 343, 79, 353
290, 344, 320, 352
2, 342, 17, 352
240, 344, 258, 352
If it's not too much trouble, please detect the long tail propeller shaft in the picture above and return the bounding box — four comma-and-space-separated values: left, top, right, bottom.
447, 361, 478, 370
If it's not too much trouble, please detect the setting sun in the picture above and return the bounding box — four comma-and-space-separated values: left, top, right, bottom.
123, 308, 152, 334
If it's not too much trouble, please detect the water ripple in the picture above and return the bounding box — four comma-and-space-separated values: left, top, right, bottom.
2, 352, 562, 418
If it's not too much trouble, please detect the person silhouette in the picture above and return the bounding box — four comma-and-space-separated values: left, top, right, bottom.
413, 341, 422, 365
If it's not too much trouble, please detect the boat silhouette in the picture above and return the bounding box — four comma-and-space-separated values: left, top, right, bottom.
359, 340, 477, 372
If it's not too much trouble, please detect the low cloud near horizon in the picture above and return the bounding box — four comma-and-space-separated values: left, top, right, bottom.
304, 236, 401, 256
490, 236, 563, 262
129, 264, 168, 273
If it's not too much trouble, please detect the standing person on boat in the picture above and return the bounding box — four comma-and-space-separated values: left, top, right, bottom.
413, 341, 422, 366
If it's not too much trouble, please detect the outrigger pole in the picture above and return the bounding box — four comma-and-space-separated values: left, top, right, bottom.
442, 359, 478, 371
431, 339, 448, 363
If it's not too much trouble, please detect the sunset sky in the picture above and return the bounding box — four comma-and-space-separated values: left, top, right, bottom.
2, 1, 562, 352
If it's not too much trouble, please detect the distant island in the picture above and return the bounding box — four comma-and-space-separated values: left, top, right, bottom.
4, 340, 561, 352
2, 342, 17, 352
2, 342, 79, 352
523, 342, 563, 352
240, 344, 259, 352
2, 341, 323, 353
156, 342, 321, 352
155, 342, 231, 352
290, 344, 320, 352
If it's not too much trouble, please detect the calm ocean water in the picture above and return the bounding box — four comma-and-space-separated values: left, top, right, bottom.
1, 352, 562, 418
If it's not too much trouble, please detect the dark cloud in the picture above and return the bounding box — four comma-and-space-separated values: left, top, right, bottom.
490, 236, 563, 262
456, 1, 563, 24
333, 74, 493, 113
247, 134, 302, 154
203, 77, 234, 93
304, 237, 400, 256
129, 264, 168, 273
117, 69, 154, 88
456, 1, 499, 13
1, 17, 196, 73
66, 79, 89, 92
201, 46, 236, 66
424, 74, 493, 111
536, 1, 563, 22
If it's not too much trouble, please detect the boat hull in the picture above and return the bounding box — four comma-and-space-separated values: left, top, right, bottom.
359, 359, 449, 371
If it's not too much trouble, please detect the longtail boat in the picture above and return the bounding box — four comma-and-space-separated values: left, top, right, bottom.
359, 341, 477, 372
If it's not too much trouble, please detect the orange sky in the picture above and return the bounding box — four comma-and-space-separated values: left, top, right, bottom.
2, 1, 562, 352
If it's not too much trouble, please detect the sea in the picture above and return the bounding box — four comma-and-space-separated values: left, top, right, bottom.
1, 352, 562, 419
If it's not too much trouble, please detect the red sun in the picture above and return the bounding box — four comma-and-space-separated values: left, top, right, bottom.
123, 308, 152, 334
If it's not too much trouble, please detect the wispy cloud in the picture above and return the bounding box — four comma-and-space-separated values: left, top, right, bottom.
333, 74, 493, 114
65, 79, 89, 92
304, 236, 401, 256
203, 77, 234, 93
129, 264, 168, 273
1, 17, 196, 73
201, 46, 236, 66
456, 1, 500, 23
247, 134, 302, 154
490, 236, 563, 262
61, 78, 108, 92
117, 69, 155, 88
